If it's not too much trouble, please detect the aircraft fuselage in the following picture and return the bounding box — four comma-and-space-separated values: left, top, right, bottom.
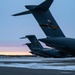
39, 37, 75, 55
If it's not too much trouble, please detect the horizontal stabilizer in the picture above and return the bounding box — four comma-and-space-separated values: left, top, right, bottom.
25, 5, 37, 10
20, 35, 36, 39
26, 35, 35, 38
33, 0, 53, 11
12, 11, 31, 16
12, 0, 53, 16
20, 36, 26, 39
26, 43, 31, 46
25, 0, 53, 11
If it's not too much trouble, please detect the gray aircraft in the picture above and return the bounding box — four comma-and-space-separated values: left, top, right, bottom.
26, 43, 50, 57
20, 35, 70, 58
12, 0, 75, 56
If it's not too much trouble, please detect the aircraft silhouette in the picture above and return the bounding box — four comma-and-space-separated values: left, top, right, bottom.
13, 0, 75, 56
20, 35, 70, 58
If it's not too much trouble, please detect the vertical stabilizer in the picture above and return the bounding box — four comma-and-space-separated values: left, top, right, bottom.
13, 0, 65, 37
25, 35, 43, 49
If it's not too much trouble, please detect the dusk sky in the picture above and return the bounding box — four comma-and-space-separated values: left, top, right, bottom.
0, 0, 75, 55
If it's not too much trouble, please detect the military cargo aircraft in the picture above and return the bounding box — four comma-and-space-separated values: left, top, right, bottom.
20, 35, 71, 58
13, 0, 75, 56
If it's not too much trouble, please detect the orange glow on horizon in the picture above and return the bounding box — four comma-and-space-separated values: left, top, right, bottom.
0, 46, 32, 55
0, 52, 32, 55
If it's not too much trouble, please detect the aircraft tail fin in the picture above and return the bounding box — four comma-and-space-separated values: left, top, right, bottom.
13, 0, 65, 37
26, 35, 43, 48
26, 43, 39, 50
26, 43, 49, 57
26, 43, 33, 50
25, 43, 37, 54
20, 35, 43, 49
12, 0, 53, 16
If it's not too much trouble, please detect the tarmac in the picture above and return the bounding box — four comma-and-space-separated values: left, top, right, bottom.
0, 57, 75, 75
